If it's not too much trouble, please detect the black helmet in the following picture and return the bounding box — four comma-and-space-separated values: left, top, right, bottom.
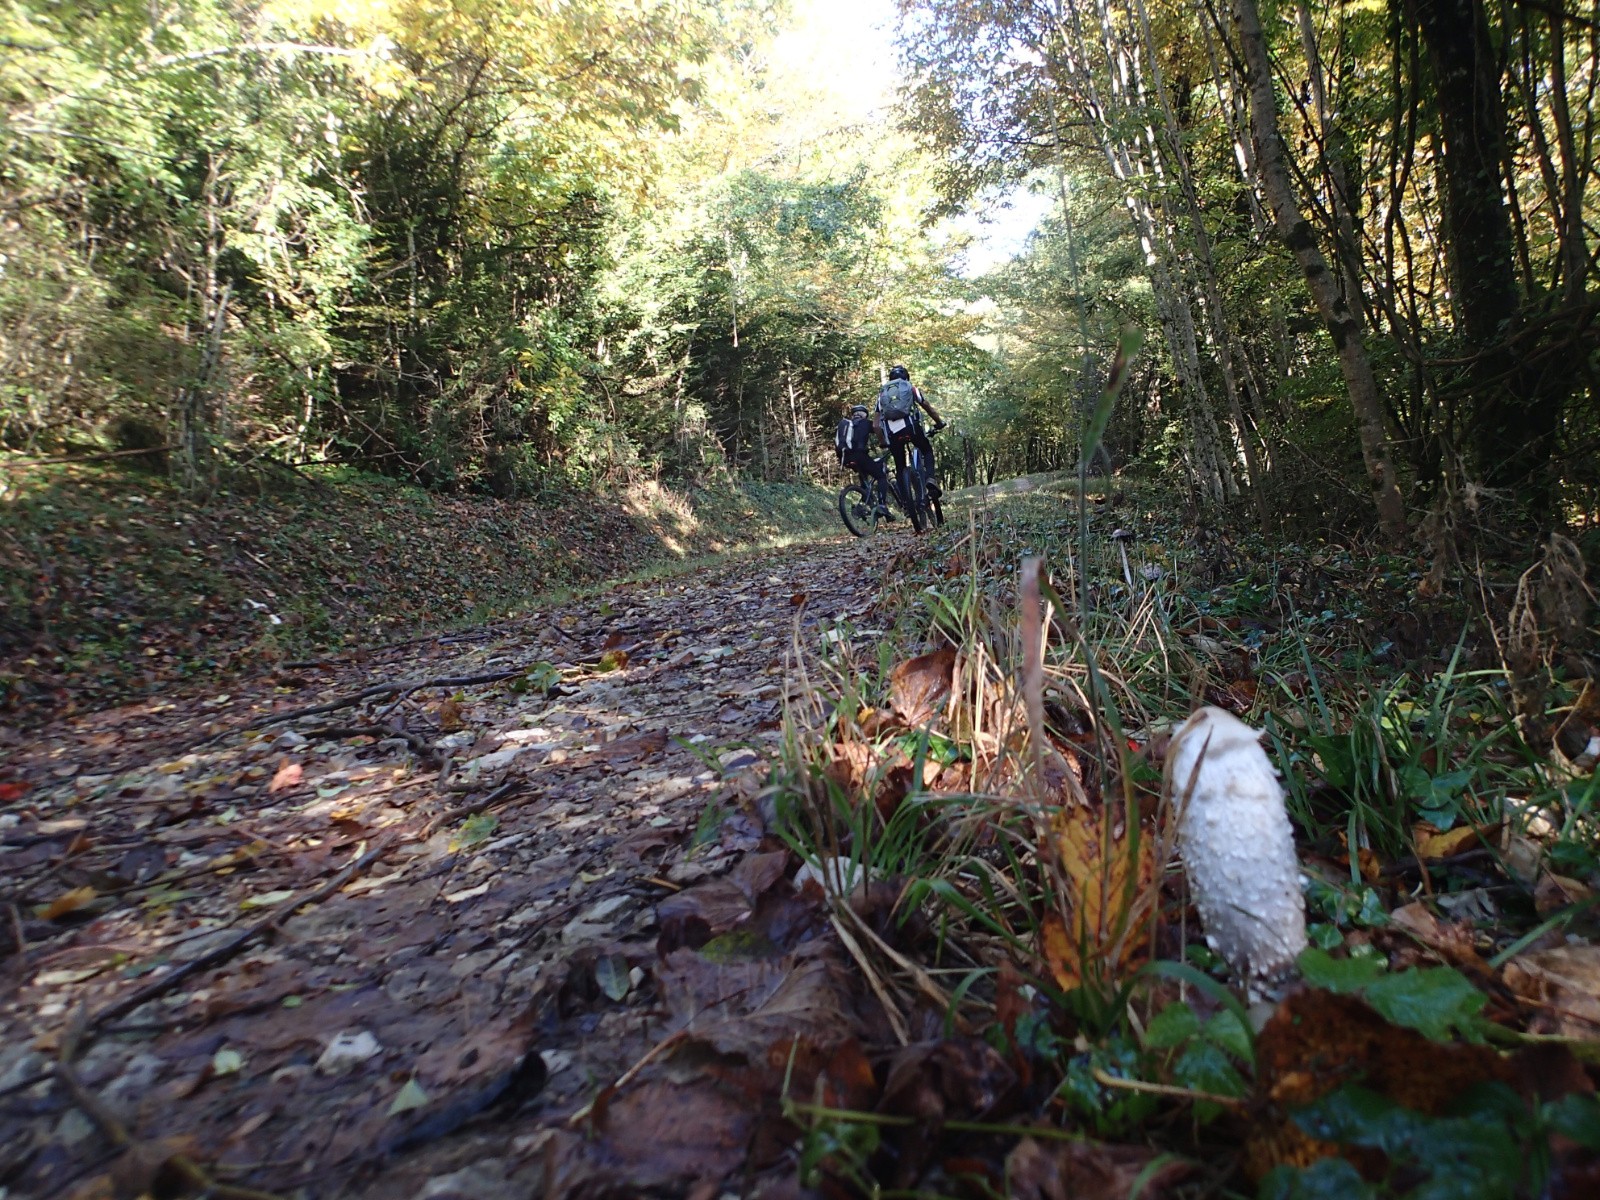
888, 364, 910, 381
849, 404, 869, 417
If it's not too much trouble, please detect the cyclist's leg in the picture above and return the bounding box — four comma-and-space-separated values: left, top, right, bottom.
888, 438, 911, 503
869, 457, 890, 510
911, 427, 939, 492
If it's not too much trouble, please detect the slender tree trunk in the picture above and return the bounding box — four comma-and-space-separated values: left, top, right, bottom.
1233, 0, 1409, 542
1411, 0, 1559, 508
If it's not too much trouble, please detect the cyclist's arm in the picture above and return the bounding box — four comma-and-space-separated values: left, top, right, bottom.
915, 389, 946, 428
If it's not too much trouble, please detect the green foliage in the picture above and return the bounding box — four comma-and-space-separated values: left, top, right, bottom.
1297, 949, 1489, 1043
1264, 1083, 1600, 1200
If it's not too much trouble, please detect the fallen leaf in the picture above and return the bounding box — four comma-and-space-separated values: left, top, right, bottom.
1045, 804, 1156, 990
38, 886, 98, 921
1008, 1136, 1190, 1200
437, 698, 464, 731
1535, 872, 1594, 916
889, 647, 956, 727
1414, 823, 1486, 860
268, 760, 303, 793
598, 648, 630, 672
1504, 944, 1600, 1038
1245, 989, 1511, 1181
596, 954, 631, 1001
387, 1077, 430, 1115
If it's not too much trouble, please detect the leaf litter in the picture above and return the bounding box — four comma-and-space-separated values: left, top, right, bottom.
3, 486, 1600, 1199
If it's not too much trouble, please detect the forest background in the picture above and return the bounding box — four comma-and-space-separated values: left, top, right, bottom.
3, 0, 1599, 548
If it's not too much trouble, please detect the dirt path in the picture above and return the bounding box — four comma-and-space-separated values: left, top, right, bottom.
0, 530, 906, 1199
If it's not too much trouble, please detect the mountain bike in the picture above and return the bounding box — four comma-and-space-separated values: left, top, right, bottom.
838, 456, 897, 537
885, 423, 944, 533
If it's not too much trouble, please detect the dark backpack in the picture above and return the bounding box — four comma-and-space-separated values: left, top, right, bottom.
878, 378, 915, 419
836, 414, 871, 462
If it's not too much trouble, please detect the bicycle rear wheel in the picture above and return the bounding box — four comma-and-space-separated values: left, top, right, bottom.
837, 482, 880, 537
899, 461, 927, 533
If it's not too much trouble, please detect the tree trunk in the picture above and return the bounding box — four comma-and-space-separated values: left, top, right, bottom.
1410, 0, 1558, 508
1233, 0, 1409, 542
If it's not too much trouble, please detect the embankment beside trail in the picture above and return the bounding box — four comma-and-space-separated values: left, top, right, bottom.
0, 462, 839, 722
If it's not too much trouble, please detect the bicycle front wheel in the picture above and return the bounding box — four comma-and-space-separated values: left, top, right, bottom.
838, 482, 879, 537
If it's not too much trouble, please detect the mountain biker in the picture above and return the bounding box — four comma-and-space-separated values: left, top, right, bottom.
835, 403, 892, 516
874, 364, 946, 500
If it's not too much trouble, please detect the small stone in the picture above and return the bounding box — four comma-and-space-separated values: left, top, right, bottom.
316, 1029, 383, 1075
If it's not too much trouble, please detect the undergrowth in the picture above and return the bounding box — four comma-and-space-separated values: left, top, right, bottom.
765, 408, 1600, 1196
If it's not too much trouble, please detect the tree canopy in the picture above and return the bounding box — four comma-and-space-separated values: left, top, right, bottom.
4, 0, 1598, 535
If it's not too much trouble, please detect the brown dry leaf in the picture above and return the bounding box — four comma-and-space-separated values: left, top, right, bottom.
268, 759, 303, 793
37, 885, 98, 921
1535, 872, 1595, 916
1044, 805, 1156, 990
1388, 901, 1485, 970
597, 648, 630, 672
75, 1135, 202, 1200
598, 1077, 751, 1180
889, 647, 956, 727
601, 727, 666, 761
1503, 944, 1600, 1038
436, 698, 464, 731
879, 1038, 1018, 1124
1007, 1136, 1190, 1200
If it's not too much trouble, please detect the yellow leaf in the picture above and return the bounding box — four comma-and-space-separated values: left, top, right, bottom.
1415, 824, 1487, 861
1044, 806, 1156, 991
38, 886, 98, 921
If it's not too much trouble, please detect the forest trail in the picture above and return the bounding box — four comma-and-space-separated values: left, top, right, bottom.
0, 526, 906, 1199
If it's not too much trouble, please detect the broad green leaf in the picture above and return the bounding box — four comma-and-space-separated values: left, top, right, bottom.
1259, 1159, 1377, 1200
1363, 967, 1487, 1042
1297, 946, 1385, 993
1546, 1092, 1600, 1150
1143, 1001, 1200, 1050
1203, 1009, 1253, 1061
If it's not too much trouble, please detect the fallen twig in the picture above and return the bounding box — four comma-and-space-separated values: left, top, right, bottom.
54, 1010, 287, 1200
299, 722, 441, 764
427, 780, 521, 835
1090, 1066, 1246, 1108
192, 669, 525, 750
82, 835, 395, 1034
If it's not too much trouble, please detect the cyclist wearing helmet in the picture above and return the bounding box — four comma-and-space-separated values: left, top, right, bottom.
874, 364, 946, 499
835, 402, 892, 515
